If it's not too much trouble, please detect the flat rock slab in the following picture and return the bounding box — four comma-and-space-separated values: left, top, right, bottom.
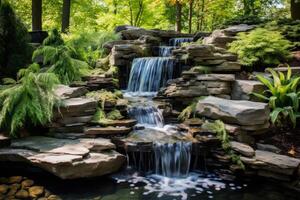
58, 98, 97, 117
196, 96, 270, 126
93, 119, 137, 127
0, 136, 125, 179
0, 135, 11, 148
85, 127, 132, 136
247, 150, 300, 176
230, 141, 255, 157
54, 85, 88, 99
196, 74, 235, 81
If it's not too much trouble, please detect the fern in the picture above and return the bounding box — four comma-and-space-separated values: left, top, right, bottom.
202, 120, 245, 170
33, 44, 90, 84
178, 97, 204, 121
0, 64, 60, 136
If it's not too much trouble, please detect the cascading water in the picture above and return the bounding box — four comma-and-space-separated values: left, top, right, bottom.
128, 106, 164, 128
127, 57, 174, 93
154, 142, 192, 177
170, 37, 193, 47
159, 46, 174, 57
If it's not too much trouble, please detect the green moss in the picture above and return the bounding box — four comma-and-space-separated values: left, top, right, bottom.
107, 109, 124, 120
86, 89, 122, 109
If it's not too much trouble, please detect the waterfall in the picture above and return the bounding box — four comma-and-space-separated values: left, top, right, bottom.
159, 46, 174, 57
128, 106, 164, 128
170, 38, 193, 47
127, 57, 174, 93
154, 142, 192, 177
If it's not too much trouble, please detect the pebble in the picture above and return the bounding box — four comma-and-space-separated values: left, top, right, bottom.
29, 186, 44, 198
8, 176, 23, 184
15, 189, 29, 199
21, 179, 34, 188
0, 184, 9, 194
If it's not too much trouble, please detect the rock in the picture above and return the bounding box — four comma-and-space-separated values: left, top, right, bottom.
223, 24, 256, 36
256, 143, 281, 154
8, 176, 22, 184
196, 96, 270, 126
54, 85, 88, 99
29, 186, 44, 198
196, 74, 235, 81
193, 32, 211, 41
47, 195, 62, 200
0, 136, 125, 179
15, 189, 29, 199
84, 127, 132, 137
56, 115, 93, 126
230, 141, 255, 157
93, 119, 137, 127
254, 150, 300, 175
231, 80, 265, 101
115, 25, 140, 33
59, 98, 97, 117
0, 184, 9, 194
0, 134, 11, 148
21, 179, 34, 188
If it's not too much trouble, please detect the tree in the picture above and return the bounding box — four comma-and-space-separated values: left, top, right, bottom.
61, 0, 71, 33
32, 0, 42, 31
0, 0, 32, 78
188, 0, 194, 33
175, 0, 182, 32
291, 0, 300, 20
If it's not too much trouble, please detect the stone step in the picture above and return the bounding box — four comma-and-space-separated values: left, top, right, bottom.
54, 85, 88, 99
84, 127, 132, 137
91, 119, 137, 127
56, 98, 97, 117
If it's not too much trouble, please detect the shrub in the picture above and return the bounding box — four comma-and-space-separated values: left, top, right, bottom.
0, 64, 60, 136
65, 31, 120, 66
253, 66, 300, 128
229, 28, 292, 70
32, 30, 90, 84
222, 15, 265, 28
0, 0, 32, 78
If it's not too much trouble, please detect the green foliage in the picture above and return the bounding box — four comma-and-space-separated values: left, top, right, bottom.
106, 109, 124, 120
0, 64, 60, 136
202, 120, 245, 170
32, 30, 90, 84
229, 28, 292, 70
253, 66, 300, 128
65, 31, 120, 66
0, 0, 32, 78
86, 89, 122, 109
178, 97, 204, 121
222, 15, 265, 27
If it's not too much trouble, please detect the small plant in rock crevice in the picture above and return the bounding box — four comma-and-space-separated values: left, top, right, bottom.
178, 97, 205, 121
202, 120, 245, 170
253, 65, 300, 128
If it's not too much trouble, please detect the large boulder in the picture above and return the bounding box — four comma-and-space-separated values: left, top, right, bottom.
231, 80, 265, 101
0, 136, 125, 179
196, 96, 270, 126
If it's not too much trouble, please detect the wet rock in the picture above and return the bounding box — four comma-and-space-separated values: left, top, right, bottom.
21, 179, 34, 188
15, 189, 29, 199
0, 184, 9, 194
47, 195, 62, 200
8, 176, 22, 184
230, 141, 255, 157
196, 96, 270, 126
29, 186, 44, 198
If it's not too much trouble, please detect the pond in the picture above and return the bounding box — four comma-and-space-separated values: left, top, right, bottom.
0, 163, 298, 200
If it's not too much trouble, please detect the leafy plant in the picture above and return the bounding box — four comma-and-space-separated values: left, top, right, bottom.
178, 97, 205, 121
253, 66, 300, 127
86, 89, 122, 109
202, 120, 245, 170
0, 64, 60, 136
229, 28, 292, 70
0, 0, 32, 78
32, 30, 90, 84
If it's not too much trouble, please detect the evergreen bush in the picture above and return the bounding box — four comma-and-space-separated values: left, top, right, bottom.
229, 28, 292, 70
0, 0, 32, 78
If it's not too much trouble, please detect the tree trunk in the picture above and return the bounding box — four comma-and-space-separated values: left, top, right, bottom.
175, 1, 182, 32
32, 0, 42, 31
61, 0, 71, 33
291, 0, 300, 20
188, 0, 194, 33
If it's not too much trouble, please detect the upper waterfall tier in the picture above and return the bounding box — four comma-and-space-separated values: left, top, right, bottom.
127, 57, 174, 93
169, 37, 193, 47
159, 46, 174, 57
